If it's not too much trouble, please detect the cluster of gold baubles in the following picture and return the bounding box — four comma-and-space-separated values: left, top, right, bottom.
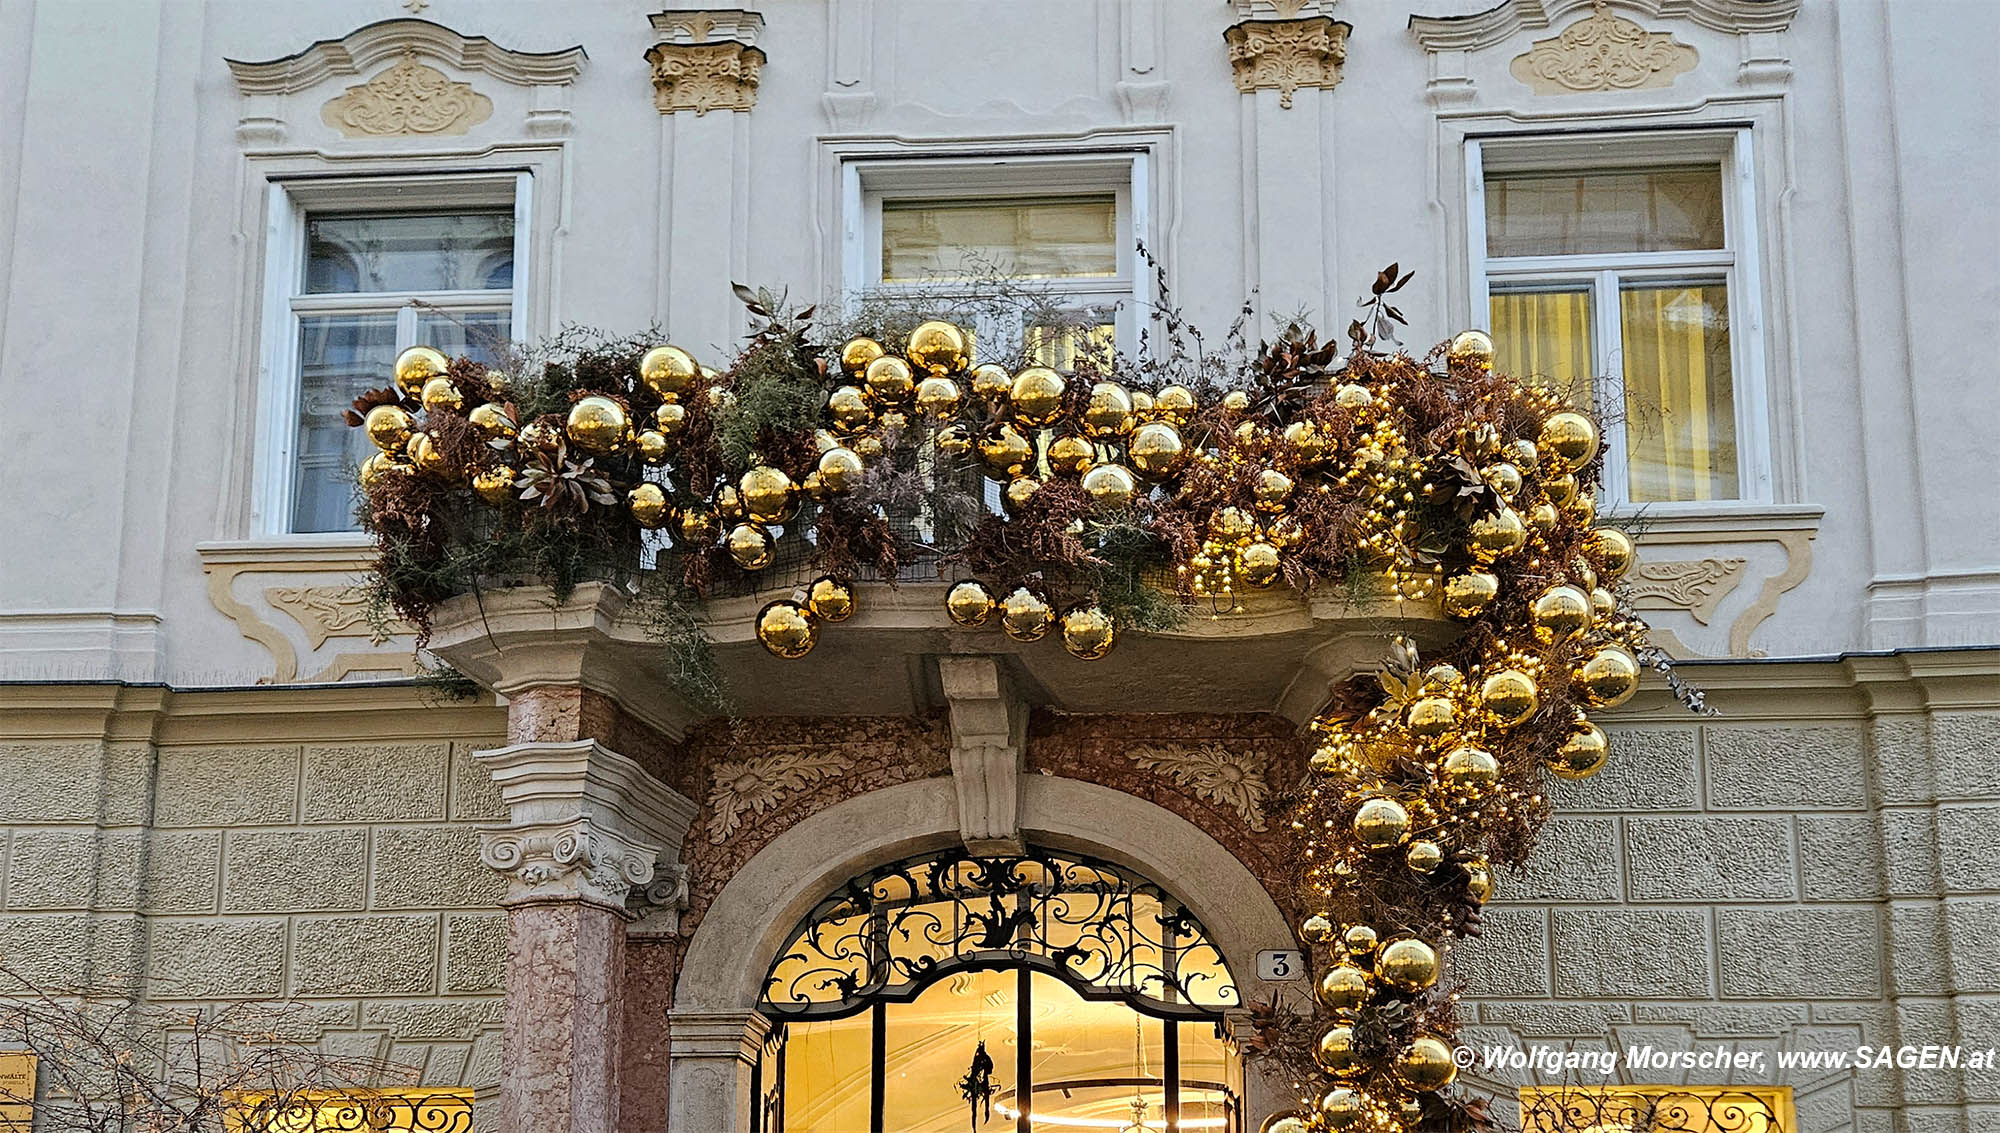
1289, 920, 1458, 1131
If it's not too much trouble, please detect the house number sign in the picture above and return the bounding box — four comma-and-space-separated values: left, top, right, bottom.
1256, 949, 1307, 981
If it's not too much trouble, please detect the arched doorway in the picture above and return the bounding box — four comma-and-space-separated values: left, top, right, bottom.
754, 847, 1246, 1132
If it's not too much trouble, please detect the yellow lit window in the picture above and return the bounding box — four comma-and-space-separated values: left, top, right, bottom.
1025, 321, 1118, 370
881, 196, 1118, 282
227, 1089, 474, 1132
1519, 1085, 1792, 1133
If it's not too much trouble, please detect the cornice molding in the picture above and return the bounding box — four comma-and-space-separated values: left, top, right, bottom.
226, 19, 587, 94
1409, 0, 1800, 52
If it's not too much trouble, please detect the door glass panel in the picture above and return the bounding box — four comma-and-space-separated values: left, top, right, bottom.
881, 970, 1018, 1133
783, 1011, 874, 1133
882, 197, 1118, 282
1619, 281, 1738, 502
1485, 167, 1725, 257
1489, 287, 1595, 406
1180, 1022, 1236, 1132
305, 211, 515, 294
293, 313, 398, 533
1016, 973, 1167, 1131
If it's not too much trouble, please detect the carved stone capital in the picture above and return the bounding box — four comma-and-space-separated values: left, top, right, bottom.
1223, 16, 1352, 109
627, 861, 692, 937
476, 739, 698, 916
646, 10, 768, 115
939, 656, 1028, 855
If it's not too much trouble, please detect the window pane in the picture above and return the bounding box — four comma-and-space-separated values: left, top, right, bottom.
305, 212, 514, 294
1025, 321, 1117, 370
1620, 282, 1737, 502
293, 314, 399, 533
416, 309, 513, 366
882, 197, 1118, 282
881, 971, 1018, 1133
1490, 287, 1595, 404
1485, 167, 1725, 257
783, 1011, 874, 1133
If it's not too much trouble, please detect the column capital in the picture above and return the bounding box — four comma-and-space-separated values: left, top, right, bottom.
645, 10, 767, 115
1223, 14, 1352, 109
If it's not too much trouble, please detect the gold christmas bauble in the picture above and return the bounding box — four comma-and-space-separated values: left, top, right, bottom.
1397, 1037, 1459, 1092
827, 386, 873, 431
420, 376, 462, 415
1540, 411, 1600, 469
1406, 696, 1458, 740
1264, 1117, 1311, 1133
714, 484, 748, 522
1530, 584, 1593, 644
1046, 433, 1096, 476
978, 424, 1034, 479
726, 523, 774, 571
1571, 494, 1598, 527
935, 424, 973, 456
468, 402, 517, 441
1467, 507, 1528, 560
1267, 514, 1304, 548
817, 446, 865, 494
1152, 384, 1197, 425
1316, 1025, 1361, 1077
1482, 461, 1523, 500
393, 345, 450, 395
864, 354, 915, 403
802, 471, 826, 500
1547, 721, 1610, 779
678, 507, 717, 546
1590, 586, 1617, 621
1527, 501, 1560, 533
1406, 840, 1445, 874
1507, 438, 1540, 472
1377, 937, 1440, 992
1319, 1088, 1364, 1130
706, 378, 733, 411
1424, 664, 1464, 691
405, 431, 450, 477
1480, 669, 1540, 728
1341, 923, 1379, 955
1574, 645, 1641, 707
806, 576, 855, 622
914, 375, 962, 418
635, 430, 670, 464
838, 337, 884, 382
1543, 471, 1580, 507
640, 345, 701, 400
364, 404, 414, 453
1082, 382, 1135, 438
654, 401, 688, 437
1060, 605, 1116, 660
1441, 745, 1500, 790
1398, 1099, 1427, 1125
945, 580, 996, 627
1129, 389, 1154, 418
566, 396, 628, 454
1353, 797, 1410, 851
969, 362, 1012, 400
1220, 389, 1251, 412
1128, 421, 1186, 478
471, 466, 515, 506
1239, 540, 1283, 588
518, 421, 561, 455
1008, 367, 1066, 427
1333, 383, 1374, 410
1315, 964, 1370, 1011
1081, 463, 1138, 510
627, 483, 670, 528
906, 320, 969, 376
1301, 914, 1335, 943
1209, 506, 1257, 545
755, 600, 818, 659
1283, 420, 1329, 465
1464, 859, 1496, 903
740, 466, 794, 523
1253, 469, 1294, 512
1002, 476, 1041, 514
1588, 527, 1638, 581
1441, 571, 1500, 618
1000, 587, 1055, 641
853, 434, 885, 460
1448, 329, 1495, 371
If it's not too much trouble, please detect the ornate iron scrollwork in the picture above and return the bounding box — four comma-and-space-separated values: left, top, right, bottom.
234, 1090, 475, 1132
761, 847, 1238, 1019
1521, 1087, 1786, 1133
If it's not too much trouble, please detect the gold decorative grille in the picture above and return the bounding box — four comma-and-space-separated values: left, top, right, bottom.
228, 1089, 474, 1132
1520, 1086, 1792, 1133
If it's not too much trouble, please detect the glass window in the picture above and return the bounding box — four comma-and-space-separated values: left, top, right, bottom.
304, 211, 514, 293
1485, 167, 1725, 257
881, 196, 1117, 282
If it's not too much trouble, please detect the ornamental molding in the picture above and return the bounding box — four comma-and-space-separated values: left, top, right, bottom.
226, 19, 587, 93
197, 544, 417, 684
1129, 743, 1273, 831
939, 656, 1029, 855
1223, 15, 1352, 109
1509, 5, 1698, 95
646, 9, 768, 115
1628, 525, 1814, 659
627, 862, 692, 937
705, 746, 854, 845
265, 584, 388, 649
1625, 556, 1747, 625
1408, 0, 1798, 52
476, 739, 698, 915
320, 54, 494, 137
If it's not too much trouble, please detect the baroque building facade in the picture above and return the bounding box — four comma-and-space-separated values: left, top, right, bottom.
0, 2, 1996, 1132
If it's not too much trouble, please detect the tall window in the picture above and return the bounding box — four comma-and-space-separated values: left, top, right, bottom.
1471, 134, 1767, 506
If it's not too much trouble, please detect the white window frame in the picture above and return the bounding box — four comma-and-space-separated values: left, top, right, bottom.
252, 171, 531, 536
839, 152, 1150, 359
1467, 129, 1773, 509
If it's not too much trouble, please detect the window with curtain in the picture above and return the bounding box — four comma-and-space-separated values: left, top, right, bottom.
288, 208, 517, 534
1479, 161, 1747, 505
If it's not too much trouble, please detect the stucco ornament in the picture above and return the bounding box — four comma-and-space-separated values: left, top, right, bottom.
479, 820, 660, 908
1130, 743, 1272, 831
265, 585, 392, 647
1627, 557, 1747, 625
646, 40, 766, 115
320, 53, 494, 137
1223, 16, 1352, 109
1509, 3, 1699, 94
706, 748, 856, 843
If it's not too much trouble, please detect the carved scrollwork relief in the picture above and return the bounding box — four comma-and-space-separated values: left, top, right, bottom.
1129, 743, 1273, 831
646, 42, 766, 115
1223, 16, 1352, 109
1625, 557, 1747, 626
1509, 4, 1699, 94
199, 550, 418, 684
705, 748, 856, 843
320, 53, 495, 137
479, 820, 661, 909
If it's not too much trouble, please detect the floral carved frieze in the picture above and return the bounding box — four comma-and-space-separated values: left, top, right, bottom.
1625, 557, 1747, 626
1130, 743, 1273, 831
1223, 15, 1352, 109
320, 54, 495, 137
706, 748, 856, 844
1509, 5, 1699, 94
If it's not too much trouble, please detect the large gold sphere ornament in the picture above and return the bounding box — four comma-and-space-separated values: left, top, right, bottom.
635, 430, 671, 464
1548, 721, 1610, 779
1333, 382, 1374, 410
1000, 586, 1055, 641
1253, 469, 1295, 512
726, 523, 775, 571
678, 507, 718, 546
935, 424, 973, 455
653, 401, 688, 437
1315, 964, 1370, 1011
864, 355, 915, 403
1209, 506, 1258, 545
1059, 605, 1116, 660
739, 466, 795, 523
1008, 367, 1066, 427
945, 580, 996, 627
1397, 1099, 1427, 1126
1406, 695, 1458, 740
626, 483, 671, 529
1397, 1037, 1459, 1092
1465, 859, 1496, 903
755, 600, 818, 660
1377, 937, 1441, 992
1002, 476, 1041, 514
1081, 463, 1138, 510
714, 484, 748, 522
420, 376, 462, 415
1507, 438, 1540, 473
393, 345, 450, 396
1539, 411, 1600, 469
1283, 420, 1329, 465
1353, 797, 1411, 851
1220, 389, 1252, 412
1262, 1115, 1312, 1133
914, 375, 962, 418
1441, 745, 1500, 790
1239, 540, 1283, 588
566, 396, 629, 454
1483, 461, 1524, 500
405, 432, 451, 477
1341, 924, 1379, 955
906, 321, 969, 376
1588, 527, 1638, 580
1527, 501, 1560, 533
364, 404, 414, 453
1046, 433, 1096, 476
1448, 329, 1495, 371
838, 337, 884, 382
1479, 669, 1540, 728
817, 446, 865, 494
969, 362, 1012, 400
1590, 586, 1617, 621
1467, 507, 1529, 560
1081, 382, 1135, 438
1315, 1025, 1361, 1077
805, 576, 856, 623
471, 466, 515, 506
978, 424, 1034, 479
1543, 471, 1580, 507
1441, 571, 1500, 618
467, 402, 517, 441
357, 452, 409, 491
1574, 645, 1641, 707
1406, 840, 1445, 874
1530, 584, 1593, 644
640, 345, 701, 400
1319, 1088, 1364, 1130
1128, 421, 1186, 478
1152, 384, 1197, 425
827, 386, 873, 431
